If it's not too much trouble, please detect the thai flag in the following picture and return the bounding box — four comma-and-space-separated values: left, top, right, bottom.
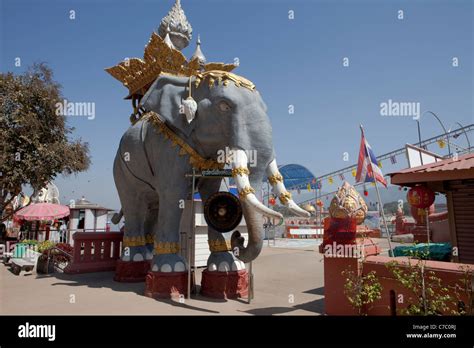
356, 128, 387, 187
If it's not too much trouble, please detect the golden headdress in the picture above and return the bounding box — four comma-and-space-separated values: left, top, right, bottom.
105, 32, 239, 98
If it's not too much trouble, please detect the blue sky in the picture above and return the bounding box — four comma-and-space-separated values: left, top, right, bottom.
1, 0, 472, 209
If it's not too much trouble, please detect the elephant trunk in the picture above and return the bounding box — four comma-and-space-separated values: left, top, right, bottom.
230, 149, 282, 263
231, 199, 264, 263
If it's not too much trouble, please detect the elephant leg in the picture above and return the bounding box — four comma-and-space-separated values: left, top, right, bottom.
120, 196, 151, 262
198, 180, 246, 272
144, 199, 159, 259
115, 159, 155, 261
151, 187, 188, 273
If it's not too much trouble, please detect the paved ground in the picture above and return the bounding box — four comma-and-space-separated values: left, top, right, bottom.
0, 238, 391, 315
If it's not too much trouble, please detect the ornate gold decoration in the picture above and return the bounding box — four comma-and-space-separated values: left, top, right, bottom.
143, 111, 224, 170
279, 191, 292, 205
231, 167, 250, 177
195, 71, 255, 91
208, 239, 232, 252
145, 234, 154, 244
154, 241, 180, 254
123, 236, 146, 247
203, 63, 236, 72
328, 181, 368, 225
238, 186, 256, 199
105, 32, 239, 97
268, 173, 283, 185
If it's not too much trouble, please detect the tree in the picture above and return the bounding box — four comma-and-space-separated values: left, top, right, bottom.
0, 63, 90, 221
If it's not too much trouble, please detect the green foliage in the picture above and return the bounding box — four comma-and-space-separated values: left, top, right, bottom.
452, 266, 474, 316
342, 265, 383, 315
20, 239, 38, 245
37, 240, 56, 254
0, 63, 90, 220
387, 246, 474, 316
387, 257, 453, 315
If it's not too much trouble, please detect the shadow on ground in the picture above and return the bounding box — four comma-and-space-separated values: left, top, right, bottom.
47, 271, 145, 296
240, 286, 325, 315
303, 286, 324, 296
44, 271, 246, 313
241, 298, 325, 315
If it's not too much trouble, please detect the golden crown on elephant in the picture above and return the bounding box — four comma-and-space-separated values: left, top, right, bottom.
328, 181, 368, 225
105, 32, 238, 98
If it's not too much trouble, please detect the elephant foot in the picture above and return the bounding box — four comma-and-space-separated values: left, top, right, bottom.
201, 268, 249, 299
121, 245, 153, 262
114, 259, 150, 282
146, 253, 191, 298
151, 253, 187, 273
207, 251, 246, 272
145, 243, 154, 259
145, 270, 192, 299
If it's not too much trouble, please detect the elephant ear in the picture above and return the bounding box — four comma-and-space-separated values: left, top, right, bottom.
140, 75, 195, 137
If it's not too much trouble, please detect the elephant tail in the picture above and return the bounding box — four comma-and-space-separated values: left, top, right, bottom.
111, 209, 123, 224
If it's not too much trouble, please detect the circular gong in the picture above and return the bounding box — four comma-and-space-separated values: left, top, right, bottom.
204, 191, 243, 233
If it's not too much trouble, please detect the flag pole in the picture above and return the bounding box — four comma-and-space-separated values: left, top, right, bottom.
359, 125, 394, 256
373, 178, 394, 255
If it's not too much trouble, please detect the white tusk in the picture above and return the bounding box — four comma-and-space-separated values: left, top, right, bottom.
266, 159, 310, 218
231, 149, 283, 220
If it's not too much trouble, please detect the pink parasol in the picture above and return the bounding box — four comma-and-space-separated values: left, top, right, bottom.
15, 203, 70, 221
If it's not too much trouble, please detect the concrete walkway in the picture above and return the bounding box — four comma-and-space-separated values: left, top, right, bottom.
0, 240, 327, 315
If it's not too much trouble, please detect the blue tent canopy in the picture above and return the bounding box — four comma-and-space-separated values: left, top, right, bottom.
277, 164, 318, 190
193, 163, 317, 200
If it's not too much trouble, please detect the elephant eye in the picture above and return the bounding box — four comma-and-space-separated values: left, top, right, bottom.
218, 101, 231, 112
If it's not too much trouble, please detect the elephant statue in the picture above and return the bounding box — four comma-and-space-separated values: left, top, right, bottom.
113, 70, 309, 275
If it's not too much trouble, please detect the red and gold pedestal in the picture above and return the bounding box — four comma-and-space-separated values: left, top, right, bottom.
114, 260, 151, 282
319, 217, 381, 315
145, 271, 194, 299
200, 269, 249, 299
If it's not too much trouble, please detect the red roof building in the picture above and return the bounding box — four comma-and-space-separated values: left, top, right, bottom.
390, 153, 474, 264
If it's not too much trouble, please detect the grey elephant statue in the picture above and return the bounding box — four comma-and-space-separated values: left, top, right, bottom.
113, 68, 310, 275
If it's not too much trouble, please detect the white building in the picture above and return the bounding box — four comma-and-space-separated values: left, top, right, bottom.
67, 197, 114, 243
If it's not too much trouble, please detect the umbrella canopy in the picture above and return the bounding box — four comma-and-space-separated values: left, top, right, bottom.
15, 203, 70, 221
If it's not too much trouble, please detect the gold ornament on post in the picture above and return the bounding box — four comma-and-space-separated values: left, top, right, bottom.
303, 204, 316, 213
328, 181, 368, 225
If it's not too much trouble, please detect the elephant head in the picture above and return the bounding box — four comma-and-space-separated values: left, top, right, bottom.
140, 71, 309, 262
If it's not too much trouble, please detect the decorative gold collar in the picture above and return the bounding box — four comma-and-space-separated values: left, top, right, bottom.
142, 111, 223, 171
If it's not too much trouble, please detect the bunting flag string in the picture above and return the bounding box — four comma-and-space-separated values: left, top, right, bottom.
316, 180, 322, 190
